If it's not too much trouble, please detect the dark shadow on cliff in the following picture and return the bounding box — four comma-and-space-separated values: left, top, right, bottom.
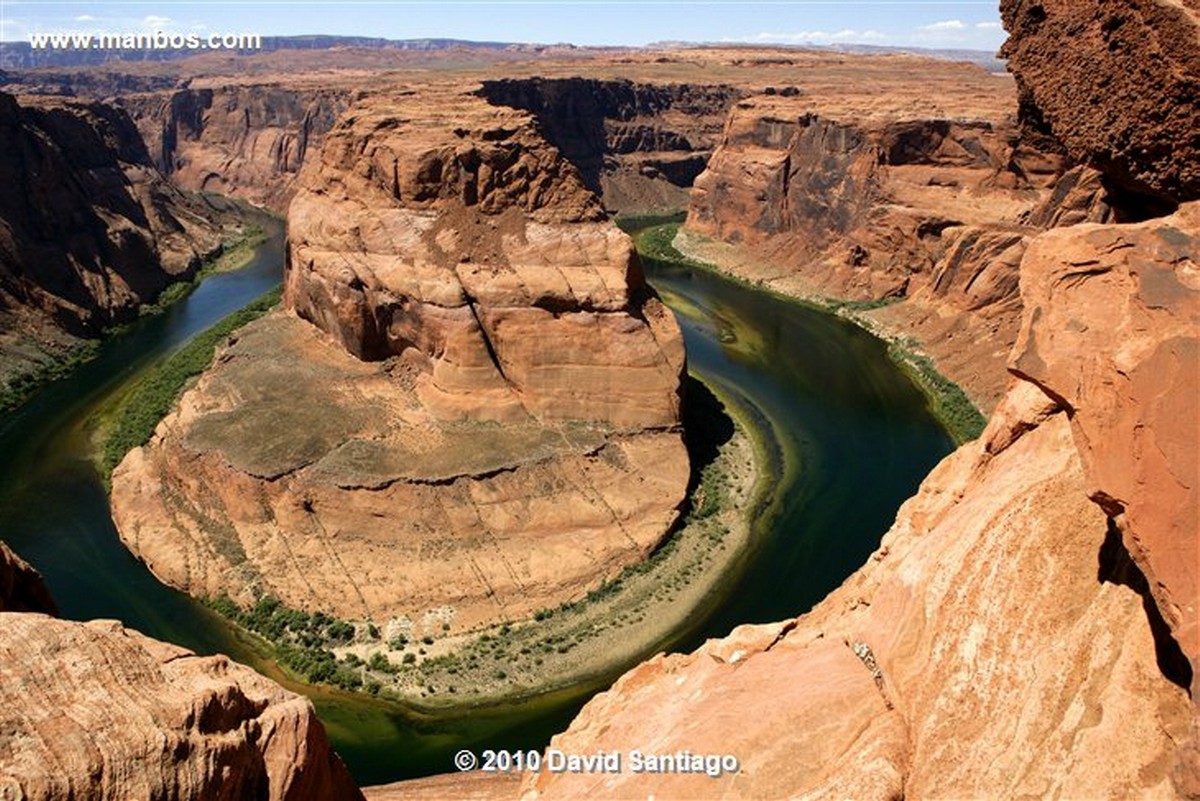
1098, 518, 1194, 694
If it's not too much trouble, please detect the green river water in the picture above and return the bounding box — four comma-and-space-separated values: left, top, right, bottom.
0, 221, 952, 784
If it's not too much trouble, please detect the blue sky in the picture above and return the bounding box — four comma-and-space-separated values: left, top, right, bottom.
2, 2, 1009, 51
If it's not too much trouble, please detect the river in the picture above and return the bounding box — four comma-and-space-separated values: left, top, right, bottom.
0, 222, 952, 784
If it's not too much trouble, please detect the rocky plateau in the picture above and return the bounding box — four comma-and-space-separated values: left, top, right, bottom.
110, 85, 690, 637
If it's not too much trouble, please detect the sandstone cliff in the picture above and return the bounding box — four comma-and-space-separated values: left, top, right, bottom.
477, 77, 740, 213
0, 615, 364, 801
0, 91, 222, 394
121, 81, 349, 210
111, 87, 689, 641
673, 55, 1103, 411
0, 540, 362, 800
523, 203, 1199, 800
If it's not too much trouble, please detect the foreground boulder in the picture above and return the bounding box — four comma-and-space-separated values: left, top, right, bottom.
1000, 0, 1200, 211
0, 615, 363, 801
0, 541, 362, 800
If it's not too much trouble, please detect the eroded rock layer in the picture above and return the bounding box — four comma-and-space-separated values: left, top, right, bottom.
476, 77, 740, 212
0, 612, 362, 801
523, 204, 1199, 800
679, 68, 1073, 411
111, 87, 689, 635
0, 91, 222, 388
121, 81, 350, 210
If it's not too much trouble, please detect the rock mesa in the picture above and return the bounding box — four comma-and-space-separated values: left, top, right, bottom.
111, 87, 689, 638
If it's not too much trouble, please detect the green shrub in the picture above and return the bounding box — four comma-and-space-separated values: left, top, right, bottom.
102, 288, 281, 479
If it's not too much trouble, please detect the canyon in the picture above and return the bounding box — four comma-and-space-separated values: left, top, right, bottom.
519, 4, 1200, 799
0, 6, 1195, 799
110, 84, 692, 638
0, 91, 226, 401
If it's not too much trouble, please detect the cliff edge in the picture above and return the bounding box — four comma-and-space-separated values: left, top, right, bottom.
523, 201, 1199, 800
0, 540, 362, 800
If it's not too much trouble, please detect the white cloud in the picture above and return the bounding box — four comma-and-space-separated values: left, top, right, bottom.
920, 20, 966, 32
1, 17, 33, 39
74, 14, 97, 22
142, 15, 173, 31
976, 21, 1003, 30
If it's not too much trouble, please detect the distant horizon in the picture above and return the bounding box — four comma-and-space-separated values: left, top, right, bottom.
1, 2, 1010, 52
0, 32, 1009, 55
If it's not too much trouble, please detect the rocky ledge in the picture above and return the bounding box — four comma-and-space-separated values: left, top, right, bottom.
0, 541, 362, 800
110, 86, 689, 641
522, 202, 1199, 800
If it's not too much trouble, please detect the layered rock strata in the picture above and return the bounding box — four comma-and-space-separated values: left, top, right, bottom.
0, 91, 222, 389
111, 87, 689, 636
523, 204, 1199, 799
680, 78, 1069, 411
0, 615, 364, 801
477, 78, 740, 212
121, 82, 350, 210
0, 540, 362, 800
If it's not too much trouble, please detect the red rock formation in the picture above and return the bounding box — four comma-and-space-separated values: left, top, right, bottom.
111, 88, 689, 637
1011, 205, 1200, 793
679, 71, 1063, 410
0, 91, 222, 388
0, 614, 363, 801
0, 540, 56, 615
122, 82, 349, 210
0, 538, 361, 800
1000, 0, 1200, 212
522, 205, 1199, 799
476, 78, 740, 212
285, 88, 685, 427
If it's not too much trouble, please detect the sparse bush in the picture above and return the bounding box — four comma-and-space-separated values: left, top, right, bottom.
102, 288, 281, 479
